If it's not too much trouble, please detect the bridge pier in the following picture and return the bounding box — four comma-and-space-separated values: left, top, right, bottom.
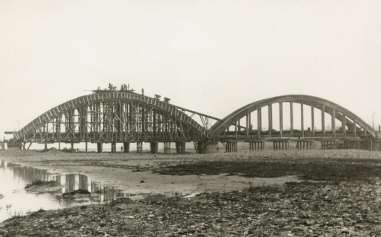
111, 142, 117, 153
296, 140, 313, 150
176, 142, 186, 154
225, 141, 237, 153
150, 142, 158, 154
321, 140, 337, 150
85, 142, 88, 153
370, 139, 374, 151
194, 141, 218, 153
273, 140, 289, 150
249, 141, 264, 151
44, 142, 48, 151
123, 142, 130, 153
164, 142, 171, 154
136, 142, 143, 153
71, 142, 74, 151
342, 139, 361, 149
97, 143, 103, 153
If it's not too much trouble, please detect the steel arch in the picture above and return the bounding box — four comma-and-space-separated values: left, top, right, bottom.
209, 95, 376, 138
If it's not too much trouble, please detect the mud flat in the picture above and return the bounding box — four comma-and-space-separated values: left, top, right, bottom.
2, 181, 381, 236
1, 149, 381, 236
1, 149, 381, 193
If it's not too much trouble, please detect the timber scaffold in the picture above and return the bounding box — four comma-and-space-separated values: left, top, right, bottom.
14, 89, 209, 153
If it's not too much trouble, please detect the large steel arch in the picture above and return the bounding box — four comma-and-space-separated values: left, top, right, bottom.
15, 91, 207, 143
209, 95, 376, 139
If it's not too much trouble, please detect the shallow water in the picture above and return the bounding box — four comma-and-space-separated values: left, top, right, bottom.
0, 156, 301, 222
0, 160, 124, 222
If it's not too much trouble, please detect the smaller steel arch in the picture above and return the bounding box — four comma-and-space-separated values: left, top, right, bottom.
209, 95, 376, 138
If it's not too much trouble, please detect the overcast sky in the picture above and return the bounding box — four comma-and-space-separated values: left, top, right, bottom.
1, 0, 381, 137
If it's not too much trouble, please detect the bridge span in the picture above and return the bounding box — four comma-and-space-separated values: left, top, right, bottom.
11, 88, 380, 153
209, 95, 378, 152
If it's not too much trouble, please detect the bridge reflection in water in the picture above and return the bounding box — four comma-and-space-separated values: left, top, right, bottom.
1, 160, 124, 204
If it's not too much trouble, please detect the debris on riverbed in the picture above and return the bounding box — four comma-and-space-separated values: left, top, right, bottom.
155, 159, 381, 181
3, 180, 381, 236
53, 189, 93, 204
61, 189, 91, 199
25, 180, 61, 194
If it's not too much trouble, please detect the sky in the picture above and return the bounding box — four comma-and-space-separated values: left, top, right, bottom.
1, 0, 381, 138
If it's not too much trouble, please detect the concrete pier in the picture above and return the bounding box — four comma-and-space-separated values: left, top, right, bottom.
136, 142, 143, 153
175, 142, 186, 154
296, 140, 313, 150
111, 142, 117, 153
226, 141, 237, 152
273, 140, 289, 150
97, 143, 103, 153
123, 142, 130, 153
249, 141, 264, 151
150, 142, 158, 154
321, 140, 337, 150
164, 142, 171, 154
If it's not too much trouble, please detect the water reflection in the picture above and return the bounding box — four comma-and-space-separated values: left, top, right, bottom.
0, 160, 126, 222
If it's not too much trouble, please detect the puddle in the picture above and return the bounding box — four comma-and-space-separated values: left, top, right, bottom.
0, 160, 127, 222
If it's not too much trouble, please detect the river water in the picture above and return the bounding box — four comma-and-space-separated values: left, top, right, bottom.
0, 160, 124, 222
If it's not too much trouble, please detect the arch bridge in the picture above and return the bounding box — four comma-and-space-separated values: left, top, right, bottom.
209, 95, 378, 152
13, 91, 379, 153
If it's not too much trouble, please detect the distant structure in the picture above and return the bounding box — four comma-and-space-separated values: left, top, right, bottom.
10, 84, 381, 153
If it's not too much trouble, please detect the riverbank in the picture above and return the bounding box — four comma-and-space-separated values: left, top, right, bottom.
1, 149, 381, 236
2, 180, 381, 236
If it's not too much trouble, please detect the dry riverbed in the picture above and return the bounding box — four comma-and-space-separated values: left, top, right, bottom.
1, 149, 381, 236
